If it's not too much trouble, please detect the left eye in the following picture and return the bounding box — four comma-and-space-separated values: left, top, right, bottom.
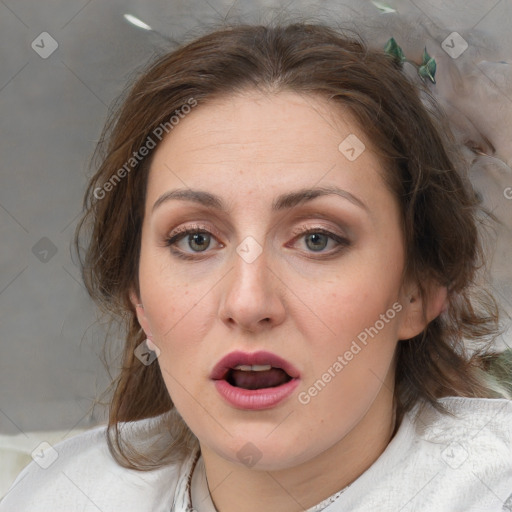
290, 228, 349, 254
301, 232, 332, 252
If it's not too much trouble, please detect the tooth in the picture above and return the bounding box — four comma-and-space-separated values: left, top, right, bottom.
233, 364, 272, 371
251, 364, 272, 371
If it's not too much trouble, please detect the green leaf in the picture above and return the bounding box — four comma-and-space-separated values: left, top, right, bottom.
372, 1, 396, 13
384, 37, 405, 64
485, 349, 512, 396
419, 56, 437, 83
421, 47, 432, 65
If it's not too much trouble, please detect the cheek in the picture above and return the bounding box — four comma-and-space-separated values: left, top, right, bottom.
138, 246, 209, 338
298, 291, 401, 426
300, 259, 403, 343
294, 246, 404, 389
142, 283, 204, 349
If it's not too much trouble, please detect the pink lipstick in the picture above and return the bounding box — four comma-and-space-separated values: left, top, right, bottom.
210, 350, 300, 410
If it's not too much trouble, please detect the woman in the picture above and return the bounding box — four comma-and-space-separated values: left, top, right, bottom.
1, 22, 511, 512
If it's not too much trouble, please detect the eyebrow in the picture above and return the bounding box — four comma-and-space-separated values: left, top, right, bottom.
151, 185, 368, 214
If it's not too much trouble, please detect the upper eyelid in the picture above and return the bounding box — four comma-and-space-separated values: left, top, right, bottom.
167, 223, 222, 241
291, 223, 346, 236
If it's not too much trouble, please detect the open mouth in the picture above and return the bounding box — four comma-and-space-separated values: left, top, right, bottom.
225, 365, 293, 390
211, 351, 300, 409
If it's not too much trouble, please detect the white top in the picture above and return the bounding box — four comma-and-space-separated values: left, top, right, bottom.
1, 397, 511, 512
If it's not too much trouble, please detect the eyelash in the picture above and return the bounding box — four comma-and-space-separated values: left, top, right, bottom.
163, 224, 350, 261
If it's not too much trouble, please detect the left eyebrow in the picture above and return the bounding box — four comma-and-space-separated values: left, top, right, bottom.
151, 185, 369, 214
272, 185, 368, 212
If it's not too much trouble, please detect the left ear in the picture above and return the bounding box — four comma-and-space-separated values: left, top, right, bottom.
397, 281, 448, 340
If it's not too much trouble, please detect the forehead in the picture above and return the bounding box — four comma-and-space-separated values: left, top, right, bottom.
146, 90, 390, 211
152, 90, 361, 161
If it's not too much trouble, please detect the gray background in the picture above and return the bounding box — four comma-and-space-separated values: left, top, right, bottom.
1, 0, 511, 437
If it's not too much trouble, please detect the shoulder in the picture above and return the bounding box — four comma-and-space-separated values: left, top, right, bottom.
414, 396, 512, 444
0, 413, 196, 512
338, 397, 512, 511
409, 397, 512, 510
410, 397, 512, 474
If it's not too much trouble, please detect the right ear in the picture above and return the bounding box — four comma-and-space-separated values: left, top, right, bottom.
129, 290, 157, 350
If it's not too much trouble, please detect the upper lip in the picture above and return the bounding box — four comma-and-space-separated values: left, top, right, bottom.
210, 350, 301, 380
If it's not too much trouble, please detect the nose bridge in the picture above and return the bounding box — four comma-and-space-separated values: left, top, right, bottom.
230, 238, 271, 306
234, 238, 268, 293
220, 235, 284, 329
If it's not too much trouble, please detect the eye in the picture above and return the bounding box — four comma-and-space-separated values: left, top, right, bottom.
289, 226, 350, 255
164, 225, 223, 259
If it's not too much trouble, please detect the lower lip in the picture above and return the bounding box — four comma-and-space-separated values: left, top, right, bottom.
213, 378, 300, 410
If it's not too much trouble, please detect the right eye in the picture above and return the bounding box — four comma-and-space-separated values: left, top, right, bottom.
164, 225, 224, 259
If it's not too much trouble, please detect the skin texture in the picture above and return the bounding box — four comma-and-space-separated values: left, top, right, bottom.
131, 90, 446, 512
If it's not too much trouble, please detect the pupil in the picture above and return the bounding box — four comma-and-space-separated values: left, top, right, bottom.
189, 233, 210, 252
306, 233, 327, 251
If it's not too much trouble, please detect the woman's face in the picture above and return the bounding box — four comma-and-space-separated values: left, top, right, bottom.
133, 90, 420, 471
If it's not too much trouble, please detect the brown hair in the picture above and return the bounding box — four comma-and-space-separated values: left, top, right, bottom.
74, 22, 505, 470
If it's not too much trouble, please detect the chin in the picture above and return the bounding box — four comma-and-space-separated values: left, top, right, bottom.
205, 429, 323, 472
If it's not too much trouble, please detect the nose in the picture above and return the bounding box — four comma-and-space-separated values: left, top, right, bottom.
219, 243, 286, 333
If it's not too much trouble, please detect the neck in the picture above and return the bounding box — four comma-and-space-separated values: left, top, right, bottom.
200, 388, 398, 512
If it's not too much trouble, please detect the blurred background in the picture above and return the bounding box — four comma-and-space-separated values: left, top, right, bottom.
1, 0, 511, 497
